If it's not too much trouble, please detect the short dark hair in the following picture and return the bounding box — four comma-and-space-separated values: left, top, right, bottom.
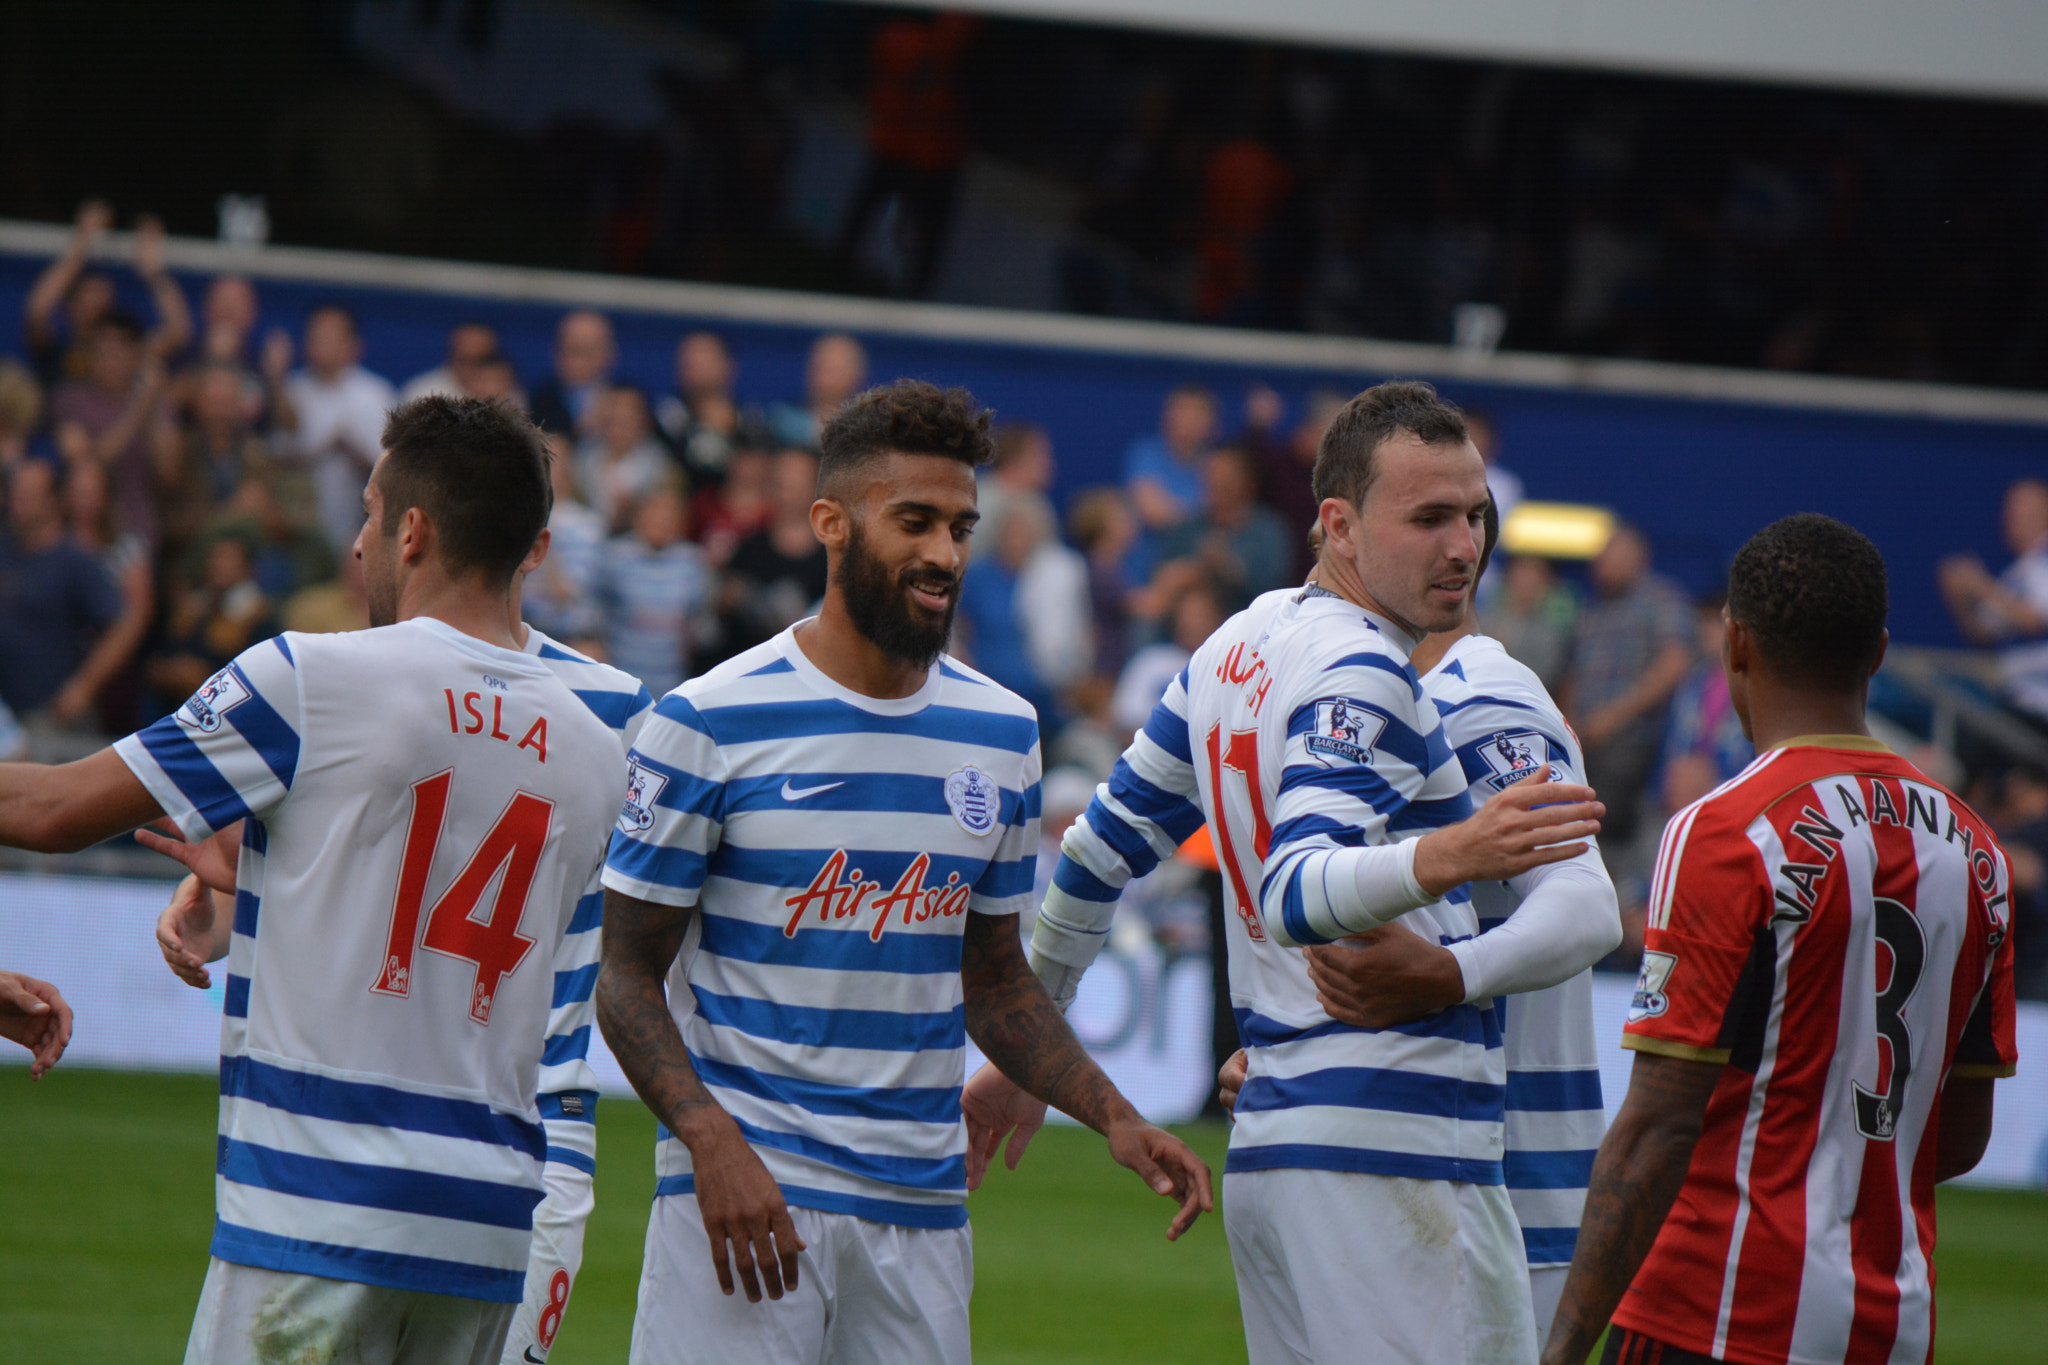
1312, 380, 1471, 510
379, 396, 553, 583
1476, 496, 1500, 581
818, 380, 994, 493
1727, 513, 1888, 690
309, 303, 358, 335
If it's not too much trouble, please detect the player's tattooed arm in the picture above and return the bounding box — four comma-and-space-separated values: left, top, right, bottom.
1539, 1051, 1722, 1365
597, 888, 806, 1303
961, 911, 1214, 1239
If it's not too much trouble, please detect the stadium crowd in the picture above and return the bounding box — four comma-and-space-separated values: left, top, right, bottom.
3, 203, 2046, 1001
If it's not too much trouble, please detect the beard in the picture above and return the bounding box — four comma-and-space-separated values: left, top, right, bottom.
838, 521, 957, 670
361, 552, 399, 628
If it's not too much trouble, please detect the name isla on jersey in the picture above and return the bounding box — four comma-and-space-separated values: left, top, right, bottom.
443, 687, 551, 762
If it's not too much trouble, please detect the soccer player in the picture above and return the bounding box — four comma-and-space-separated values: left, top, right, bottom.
1541, 515, 2018, 1365
969, 381, 1607, 1364
0, 396, 627, 1365
596, 379, 1213, 1365
1269, 497, 1622, 1339
151, 534, 656, 1365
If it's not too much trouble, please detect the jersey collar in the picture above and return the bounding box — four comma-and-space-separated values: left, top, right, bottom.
775, 619, 943, 716
1766, 733, 1892, 753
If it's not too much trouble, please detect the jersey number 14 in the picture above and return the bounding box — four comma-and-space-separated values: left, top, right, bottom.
370, 769, 554, 1025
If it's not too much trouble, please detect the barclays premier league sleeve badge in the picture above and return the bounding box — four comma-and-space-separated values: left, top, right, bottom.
1479, 729, 1546, 791
177, 666, 251, 735
945, 764, 1000, 836
618, 757, 668, 833
1303, 699, 1386, 766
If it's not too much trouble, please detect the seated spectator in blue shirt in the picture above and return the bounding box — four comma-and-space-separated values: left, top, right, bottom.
528, 310, 617, 441
1123, 384, 1219, 537
1938, 476, 2048, 723
1155, 446, 1293, 613
0, 459, 126, 727
1659, 593, 1754, 815
523, 433, 608, 648
956, 500, 1068, 727
767, 333, 868, 451
600, 485, 714, 699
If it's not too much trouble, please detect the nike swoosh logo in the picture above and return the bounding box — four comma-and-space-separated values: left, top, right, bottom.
781, 779, 845, 802
524, 1349, 548, 1363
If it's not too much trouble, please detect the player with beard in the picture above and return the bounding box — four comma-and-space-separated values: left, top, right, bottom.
597, 379, 1212, 1365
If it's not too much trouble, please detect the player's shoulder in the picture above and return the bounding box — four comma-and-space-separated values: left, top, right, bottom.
1267, 595, 1425, 708
1427, 635, 1566, 726
522, 626, 653, 733
934, 654, 1042, 724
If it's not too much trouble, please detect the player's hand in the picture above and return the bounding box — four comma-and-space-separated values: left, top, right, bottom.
0, 970, 74, 1079
1414, 765, 1601, 894
683, 1112, 806, 1303
1104, 1116, 1214, 1241
1216, 1048, 1248, 1114
1306, 925, 1466, 1029
157, 875, 227, 989
74, 198, 113, 244
962, 1061, 1049, 1190
136, 817, 243, 894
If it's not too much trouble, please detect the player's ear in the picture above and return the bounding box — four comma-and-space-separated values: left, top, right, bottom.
1316, 497, 1356, 561
397, 505, 431, 566
519, 526, 552, 577
811, 494, 849, 552
1724, 616, 1752, 677
1867, 627, 1889, 679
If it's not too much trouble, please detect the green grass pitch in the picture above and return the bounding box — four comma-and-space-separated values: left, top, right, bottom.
4, 1068, 2044, 1363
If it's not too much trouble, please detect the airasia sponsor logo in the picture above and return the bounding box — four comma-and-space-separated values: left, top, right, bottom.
783, 849, 973, 942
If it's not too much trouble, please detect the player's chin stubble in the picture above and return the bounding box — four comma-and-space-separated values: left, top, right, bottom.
839, 522, 956, 669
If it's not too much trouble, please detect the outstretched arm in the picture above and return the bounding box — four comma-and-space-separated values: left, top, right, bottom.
595, 888, 803, 1303
0, 970, 73, 1079
961, 910, 1213, 1239
1539, 1051, 1721, 1365
0, 749, 163, 853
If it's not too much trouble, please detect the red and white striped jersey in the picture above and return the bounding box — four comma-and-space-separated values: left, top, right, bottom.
1614, 737, 2018, 1365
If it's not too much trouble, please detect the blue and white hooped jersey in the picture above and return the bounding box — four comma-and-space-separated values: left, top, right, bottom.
115, 618, 626, 1303
1058, 588, 1506, 1185
524, 627, 654, 1178
1425, 633, 1606, 1265
601, 624, 1041, 1229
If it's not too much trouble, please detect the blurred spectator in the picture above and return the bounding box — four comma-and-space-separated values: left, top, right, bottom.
694, 447, 774, 568
1659, 594, 1755, 815
400, 322, 523, 409
0, 695, 22, 761
719, 448, 828, 658
1113, 583, 1224, 736
0, 461, 126, 728
1562, 524, 1695, 851
154, 363, 301, 568
1247, 387, 1342, 580
1068, 487, 1139, 683
978, 423, 1056, 544
23, 203, 190, 388
61, 459, 154, 731
195, 274, 261, 370
1466, 410, 1522, 524
834, 12, 979, 296
1489, 555, 1577, 694
529, 311, 617, 439
0, 360, 47, 472
577, 386, 673, 532
768, 334, 868, 450
656, 331, 765, 490
958, 497, 1088, 723
144, 532, 275, 703
1124, 385, 1219, 536
1195, 136, 1294, 323
1155, 446, 1291, 612
1937, 477, 2048, 723
50, 314, 172, 543
1991, 766, 2048, 998
282, 548, 369, 635
523, 434, 607, 647
270, 305, 395, 553
600, 486, 714, 700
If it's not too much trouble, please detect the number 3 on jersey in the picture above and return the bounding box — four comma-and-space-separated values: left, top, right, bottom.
371, 769, 555, 1024
1205, 723, 1270, 942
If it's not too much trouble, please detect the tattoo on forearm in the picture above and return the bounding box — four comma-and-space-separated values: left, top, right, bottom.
1546, 1054, 1719, 1362
961, 911, 1129, 1133
595, 889, 720, 1133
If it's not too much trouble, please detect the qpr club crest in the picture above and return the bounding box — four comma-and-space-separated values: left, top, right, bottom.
1478, 729, 1545, 792
178, 667, 251, 734
1304, 699, 1386, 766
618, 757, 668, 833
944, 764, 1000, 836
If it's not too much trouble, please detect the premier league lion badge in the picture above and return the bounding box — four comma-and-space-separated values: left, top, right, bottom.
1304, 698, 1386, 766
177, 666, 251, 735
618, 757, 668, 833
944, 764, 1000, 836
1477, 729, 1546, 791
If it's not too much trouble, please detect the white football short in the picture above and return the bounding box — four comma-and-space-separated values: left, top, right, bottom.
1527, 1264, 1568, 1346
630, 1190, 972, 1365
501, 1161, 594, 1364
184, 1257, 515, 1365
1223, 1167, 1537, 1365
